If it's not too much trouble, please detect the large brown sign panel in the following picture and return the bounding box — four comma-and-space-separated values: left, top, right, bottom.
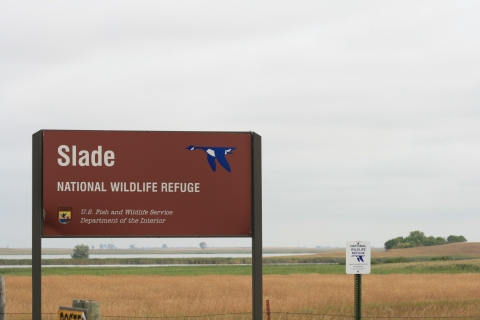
42, 130, 253, 237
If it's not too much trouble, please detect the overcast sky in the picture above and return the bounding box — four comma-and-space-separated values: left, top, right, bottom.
1, 1, 479, 249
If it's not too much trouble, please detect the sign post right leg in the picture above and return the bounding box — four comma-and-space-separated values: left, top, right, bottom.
252, 133, 262, 320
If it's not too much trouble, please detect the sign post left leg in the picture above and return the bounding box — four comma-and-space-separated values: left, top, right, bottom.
32, 131, 43, 320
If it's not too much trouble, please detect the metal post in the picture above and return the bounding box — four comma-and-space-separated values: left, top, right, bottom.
32, 131, 43, 320
252, 132, 262, 320
354, 274, 362, 320
0, 276, 6, 320
266, 300, 270, 320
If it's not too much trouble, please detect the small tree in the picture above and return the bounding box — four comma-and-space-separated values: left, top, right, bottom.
384, 237, 404, 250
199, 242, 207, 250
404, 231, 427, 247
447, 235, 467, 243
162, 244, 168, 249
71, 244, 89, 259
435, 237, 448, 245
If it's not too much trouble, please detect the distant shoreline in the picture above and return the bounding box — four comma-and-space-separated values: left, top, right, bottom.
0, 246, 353, 255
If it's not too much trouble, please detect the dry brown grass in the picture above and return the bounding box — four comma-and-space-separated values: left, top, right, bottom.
374, 257, 480, 273
374, 242, 480, 257
316, 242, 480, 258
4, 274, 480, 319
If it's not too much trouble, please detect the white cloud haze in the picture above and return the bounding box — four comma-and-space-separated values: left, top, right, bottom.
1, 1, 479, 249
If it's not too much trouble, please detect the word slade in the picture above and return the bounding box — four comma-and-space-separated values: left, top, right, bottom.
58, 145, 115, 167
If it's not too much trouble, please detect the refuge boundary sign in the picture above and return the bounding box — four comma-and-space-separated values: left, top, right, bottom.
32, 130, 262, 320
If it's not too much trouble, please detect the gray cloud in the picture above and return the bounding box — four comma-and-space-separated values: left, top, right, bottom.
1, 1, 479, 248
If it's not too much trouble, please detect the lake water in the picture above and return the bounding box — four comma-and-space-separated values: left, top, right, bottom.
0, 253, 308, 260
0, 263, 264, 269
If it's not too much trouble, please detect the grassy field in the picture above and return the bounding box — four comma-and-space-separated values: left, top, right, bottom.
3, 243, 480, 267
2, 243, 480, 319
2, 242, 476, 256
318, 241, 480, 257
0, 264, 344, 276
2, 258, 480, 276
3, 273, 480, 319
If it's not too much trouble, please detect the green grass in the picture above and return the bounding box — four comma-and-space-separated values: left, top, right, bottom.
372, 261, 480, 274
3, 259, 480, 276
0, 264, 345, 276
2, 254, 478, 266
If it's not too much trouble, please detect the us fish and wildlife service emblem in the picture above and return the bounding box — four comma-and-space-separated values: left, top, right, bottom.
58, 207, 72, 224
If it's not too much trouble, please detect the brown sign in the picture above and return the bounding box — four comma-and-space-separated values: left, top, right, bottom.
41, 130, 253, 237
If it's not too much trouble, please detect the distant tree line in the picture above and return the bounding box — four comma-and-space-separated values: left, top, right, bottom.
384, 231, 467, 250
99, 243, 117, 249
128, 244, 168, 249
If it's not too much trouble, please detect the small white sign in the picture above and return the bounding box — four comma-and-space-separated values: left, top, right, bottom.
346, 241, 371, 274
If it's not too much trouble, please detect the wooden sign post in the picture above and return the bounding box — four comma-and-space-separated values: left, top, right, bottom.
0, 276, 6, 320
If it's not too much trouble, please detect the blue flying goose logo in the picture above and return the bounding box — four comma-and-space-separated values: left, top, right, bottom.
186, 145, 236, 172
